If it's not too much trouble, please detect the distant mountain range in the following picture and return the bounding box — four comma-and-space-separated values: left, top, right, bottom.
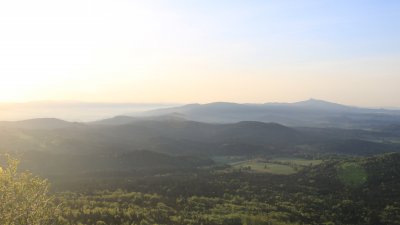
127, 99, 400, 128
2, 99, 400, 128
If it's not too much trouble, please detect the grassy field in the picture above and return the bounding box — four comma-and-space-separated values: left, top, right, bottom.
337, 162, 367, 187
215, 156, 323, 175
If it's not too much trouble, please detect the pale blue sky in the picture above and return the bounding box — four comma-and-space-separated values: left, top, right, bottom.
0, 0, 399, 106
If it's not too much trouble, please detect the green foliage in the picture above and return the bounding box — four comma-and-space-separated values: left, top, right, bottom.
0, 155, 58, 225
51, 153, 400, 225
55, 190, 292, 225
381, 204, 400, 225
336, 162, 368, 187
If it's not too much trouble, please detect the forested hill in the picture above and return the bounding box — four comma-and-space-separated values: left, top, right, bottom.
0, 118, 399, 177
19, 150, 213, 176
53, 153, 400, 225
1, 119, 398, 156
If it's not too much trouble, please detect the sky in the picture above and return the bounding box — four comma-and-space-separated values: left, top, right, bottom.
0, 0, 399, 107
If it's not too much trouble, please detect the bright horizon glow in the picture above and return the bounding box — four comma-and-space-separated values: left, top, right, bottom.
0, 0, 400, 107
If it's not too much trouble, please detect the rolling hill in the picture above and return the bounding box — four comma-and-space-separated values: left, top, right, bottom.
0, 116, 399, 176
0, 118, 397, 157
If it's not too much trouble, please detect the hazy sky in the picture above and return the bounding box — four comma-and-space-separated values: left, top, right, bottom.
0, 0, 399, 107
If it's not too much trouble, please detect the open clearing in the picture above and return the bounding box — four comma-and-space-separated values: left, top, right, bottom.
215, 156, 324, 175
